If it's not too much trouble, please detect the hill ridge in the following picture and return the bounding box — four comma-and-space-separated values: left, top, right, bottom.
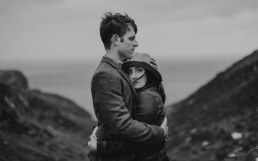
166, 50, 258, 161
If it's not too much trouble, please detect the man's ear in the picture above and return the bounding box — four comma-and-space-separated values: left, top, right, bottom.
111, 34, 120, 46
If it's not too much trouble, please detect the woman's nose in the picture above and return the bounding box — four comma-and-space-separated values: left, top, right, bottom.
130, 72, 136, 80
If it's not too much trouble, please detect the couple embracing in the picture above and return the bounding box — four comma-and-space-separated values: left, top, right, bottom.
87, 12, 169, 161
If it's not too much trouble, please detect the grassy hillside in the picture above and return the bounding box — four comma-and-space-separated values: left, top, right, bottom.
0, 70, 95, 161
166, 50, 258, 161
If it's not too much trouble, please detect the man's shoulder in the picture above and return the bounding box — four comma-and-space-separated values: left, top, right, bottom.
92, 61, 120, 80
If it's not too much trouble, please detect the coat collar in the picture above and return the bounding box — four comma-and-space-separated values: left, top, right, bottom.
136, 84, 156, 94
101, 56, 136, 95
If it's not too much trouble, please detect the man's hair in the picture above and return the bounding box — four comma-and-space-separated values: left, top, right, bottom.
100, 12, 137, 49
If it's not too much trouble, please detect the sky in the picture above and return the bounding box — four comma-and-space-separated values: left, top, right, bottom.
1, 0, 258, 63
1, 0, 258, 118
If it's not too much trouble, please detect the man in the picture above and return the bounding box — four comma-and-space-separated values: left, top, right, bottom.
88, 12, 168, 161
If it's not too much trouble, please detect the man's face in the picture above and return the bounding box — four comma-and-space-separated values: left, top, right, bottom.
117, 25, 138, 60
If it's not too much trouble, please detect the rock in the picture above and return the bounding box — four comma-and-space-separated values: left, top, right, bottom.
0, 83, 19, 122
202, 141, 209, 146
246, 146, 258, 161
0, 70, 29, 91
3, 140, 8, 145
228, 153, 236, 158
232, 132, 243, 140
0, 70, 95, 161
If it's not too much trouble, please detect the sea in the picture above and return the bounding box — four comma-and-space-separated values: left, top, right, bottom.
1, 58, 234, 120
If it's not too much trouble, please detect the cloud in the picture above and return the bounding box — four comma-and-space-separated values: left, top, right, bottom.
98, 0, 258, 23
0, 0, 258, 62
136, 9, 258, 61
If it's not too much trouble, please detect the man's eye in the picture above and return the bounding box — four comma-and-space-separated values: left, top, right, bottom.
129, 37, 135, 41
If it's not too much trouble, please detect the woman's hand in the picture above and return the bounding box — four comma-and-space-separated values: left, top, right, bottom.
87, 126, 98, 151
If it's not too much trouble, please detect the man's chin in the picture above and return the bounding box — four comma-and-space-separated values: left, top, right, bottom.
124, 54, 133, 60
120, 52, 134, 61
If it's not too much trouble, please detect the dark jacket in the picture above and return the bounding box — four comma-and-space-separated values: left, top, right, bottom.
88, 57, 165, 161
135, 85, 167, 160
94, 85, 167, 160
134, 85, 165, 126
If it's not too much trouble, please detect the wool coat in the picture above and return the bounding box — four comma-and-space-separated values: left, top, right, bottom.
88, 57, 165, 161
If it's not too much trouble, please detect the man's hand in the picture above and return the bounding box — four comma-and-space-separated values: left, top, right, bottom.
160, 117, 168, 141
88, 135, 97, 151
150, 57, 157, 67
92, 126, 98, 139
87, 126, 98, 151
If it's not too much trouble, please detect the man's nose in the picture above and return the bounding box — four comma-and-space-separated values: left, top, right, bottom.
134, 39, 138, 47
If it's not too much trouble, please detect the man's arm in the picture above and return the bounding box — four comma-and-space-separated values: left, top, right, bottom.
88, 118, 168, 154
89, 136, 133, 154
92, 71, 166, 144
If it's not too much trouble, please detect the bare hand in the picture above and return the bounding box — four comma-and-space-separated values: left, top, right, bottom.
88, 135, 97, 151
87, 126, 98, 151
150, 57, 157, 67
160, 117, 168, 141
92, 126, 98, 139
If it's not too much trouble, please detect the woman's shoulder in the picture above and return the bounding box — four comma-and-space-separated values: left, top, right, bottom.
137, 87, 162, 103
140, 86, 160, 96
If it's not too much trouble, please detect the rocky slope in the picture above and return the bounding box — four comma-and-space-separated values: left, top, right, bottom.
1, 50, 258, 161
0, 70, 95, 161
166, 50, 258, 161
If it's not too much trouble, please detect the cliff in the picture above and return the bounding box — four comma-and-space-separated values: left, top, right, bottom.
0, 70, 95, 161
166, 50, 258, 161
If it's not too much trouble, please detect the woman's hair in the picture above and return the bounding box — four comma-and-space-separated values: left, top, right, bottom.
146, 72, 166, 104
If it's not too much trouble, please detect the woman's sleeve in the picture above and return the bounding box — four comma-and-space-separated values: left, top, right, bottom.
133, 93, 159, 124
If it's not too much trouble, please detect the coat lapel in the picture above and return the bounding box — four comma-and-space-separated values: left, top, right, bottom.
101, 57, 136, 95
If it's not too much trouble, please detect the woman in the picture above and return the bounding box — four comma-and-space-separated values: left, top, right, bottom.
88, 53, 169, 161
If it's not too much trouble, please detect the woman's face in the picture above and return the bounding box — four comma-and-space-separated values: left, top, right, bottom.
128, 67, 147, 89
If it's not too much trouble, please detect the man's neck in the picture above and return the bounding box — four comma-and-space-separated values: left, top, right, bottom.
104, 50, 123, 65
